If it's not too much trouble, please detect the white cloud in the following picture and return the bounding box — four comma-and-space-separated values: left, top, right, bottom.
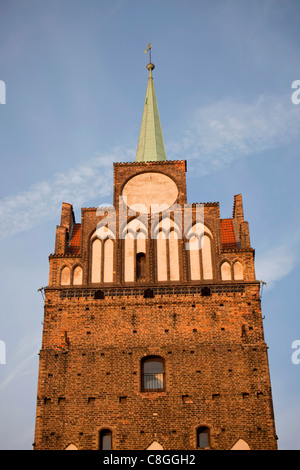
255, 245, 294, 288
0, 148, 134, 240
167, 94, 300, 174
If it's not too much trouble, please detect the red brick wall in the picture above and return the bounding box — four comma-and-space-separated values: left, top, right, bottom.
34, 161, 277, 450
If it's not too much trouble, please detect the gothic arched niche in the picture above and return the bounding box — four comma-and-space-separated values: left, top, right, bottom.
73, 265, 83, 285
233, 261, 243, 280
186, 224, 213, 281
221, 261, 231, 280
60, 266, 71, 286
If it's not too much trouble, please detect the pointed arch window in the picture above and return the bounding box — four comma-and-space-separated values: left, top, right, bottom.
61, 266, 71, 286
233, 261, 243, 280
153, 217, 180, 282
91, 227, 115, 284
73, 266, 83, 285
221, 261, 231, 280
186, 224, 213, 281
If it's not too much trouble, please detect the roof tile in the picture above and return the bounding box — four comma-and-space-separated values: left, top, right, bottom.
69, 224, 81, 255
220, 219, 238, 249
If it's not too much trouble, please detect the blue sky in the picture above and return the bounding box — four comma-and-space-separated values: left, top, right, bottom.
0, 0, 299, 450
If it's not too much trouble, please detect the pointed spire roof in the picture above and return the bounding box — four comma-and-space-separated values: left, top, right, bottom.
135, 63, 167, 162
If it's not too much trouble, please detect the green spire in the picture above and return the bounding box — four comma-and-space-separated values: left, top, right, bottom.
135, 63, 167, 162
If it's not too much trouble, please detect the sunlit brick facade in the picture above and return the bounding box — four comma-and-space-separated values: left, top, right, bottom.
34, 62, 277, 450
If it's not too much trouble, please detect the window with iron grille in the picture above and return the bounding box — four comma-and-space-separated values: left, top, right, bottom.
141, 356, 165, 392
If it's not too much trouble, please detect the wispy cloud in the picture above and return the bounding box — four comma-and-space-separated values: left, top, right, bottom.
1, 93, 299, 240
0, 148, 134, 240
255, 245, 295, 288
167, 94, 300, 174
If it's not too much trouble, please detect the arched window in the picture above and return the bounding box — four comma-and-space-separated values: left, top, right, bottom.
99, 429, 112, 450
141, 356, 165, 392
154, 218, 180, 282
186, 224, 213, 281
91, 227, 115, 284
221, 261, 231, 280
197, 426, 210, 449
73, 266, 83, 285
61, 266, 71, 286
233, 261, 243, 280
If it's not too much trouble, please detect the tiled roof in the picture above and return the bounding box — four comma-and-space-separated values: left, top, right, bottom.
68, 224, 81, 255
220, 219, 238, 250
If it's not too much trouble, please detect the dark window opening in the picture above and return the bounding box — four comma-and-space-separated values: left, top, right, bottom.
136, 252, 146, 280
201, 287, 211, 297
94, 290, 105, 300
197, 426, 210, 449
144, 288, 154, 299
99, 429, 112, 450
141, 356, 165, 392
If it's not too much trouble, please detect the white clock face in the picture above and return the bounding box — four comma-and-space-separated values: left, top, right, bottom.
122, 172, 178, 214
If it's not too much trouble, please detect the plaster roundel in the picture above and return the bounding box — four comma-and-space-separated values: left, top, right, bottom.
122, 172, 178, 214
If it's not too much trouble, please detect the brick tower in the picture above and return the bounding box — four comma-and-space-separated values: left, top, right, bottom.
34, 60, 277, 450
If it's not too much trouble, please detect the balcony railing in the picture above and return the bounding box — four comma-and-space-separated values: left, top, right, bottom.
142, 373, 165, 392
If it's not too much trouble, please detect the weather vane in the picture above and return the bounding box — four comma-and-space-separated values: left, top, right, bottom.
144, 42, 152, 63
